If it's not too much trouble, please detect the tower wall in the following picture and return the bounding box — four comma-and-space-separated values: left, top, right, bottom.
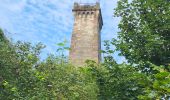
69, 2, 103, 66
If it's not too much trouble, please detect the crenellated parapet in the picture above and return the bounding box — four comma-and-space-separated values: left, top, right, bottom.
72, 2, 103, 29
73, 2, 100, 11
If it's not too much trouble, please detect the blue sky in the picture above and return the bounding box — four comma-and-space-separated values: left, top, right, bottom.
0, 0, 126, 63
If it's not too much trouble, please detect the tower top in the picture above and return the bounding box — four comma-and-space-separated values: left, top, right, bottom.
73, 2, 100, 11
72, 2, 103, 31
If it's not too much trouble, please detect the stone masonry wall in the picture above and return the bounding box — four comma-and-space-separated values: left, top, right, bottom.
69, 3, 103, 66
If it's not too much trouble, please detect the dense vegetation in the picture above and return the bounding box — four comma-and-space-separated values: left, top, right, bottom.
0, 0, 170, 99
114, 0, 170, 66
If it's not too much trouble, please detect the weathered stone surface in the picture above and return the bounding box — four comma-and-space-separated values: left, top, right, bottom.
69, 2, 103, 66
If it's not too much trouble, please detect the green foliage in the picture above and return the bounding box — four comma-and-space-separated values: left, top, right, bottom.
114, 0, 170, 99
92, 41, 145, 99
0, 0, 170, 99
96, 64, 145, 100
0, 31, 98, 99
34, 56, 98, 100
56, 40, 70, 65
114, 0, 170, 66
1, 30, 145, 99
0, 37, 46, 99
138, 64, 170, 99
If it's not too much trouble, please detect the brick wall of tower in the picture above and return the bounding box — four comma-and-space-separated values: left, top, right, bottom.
69, 2, 103, 66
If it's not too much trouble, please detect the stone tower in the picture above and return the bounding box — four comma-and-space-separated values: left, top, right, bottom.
69, 2, 103, 66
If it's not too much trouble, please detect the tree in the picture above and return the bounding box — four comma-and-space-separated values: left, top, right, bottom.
0, 29, 99, 99
113, 1, 170, 99
93, 63, 145, 100
0, 38, 46, 99
89, 41, 146, 100
138, 64, 170, 100
0, 29, 20, 99
114, 0, 170, 66
36, 56, 99, 100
